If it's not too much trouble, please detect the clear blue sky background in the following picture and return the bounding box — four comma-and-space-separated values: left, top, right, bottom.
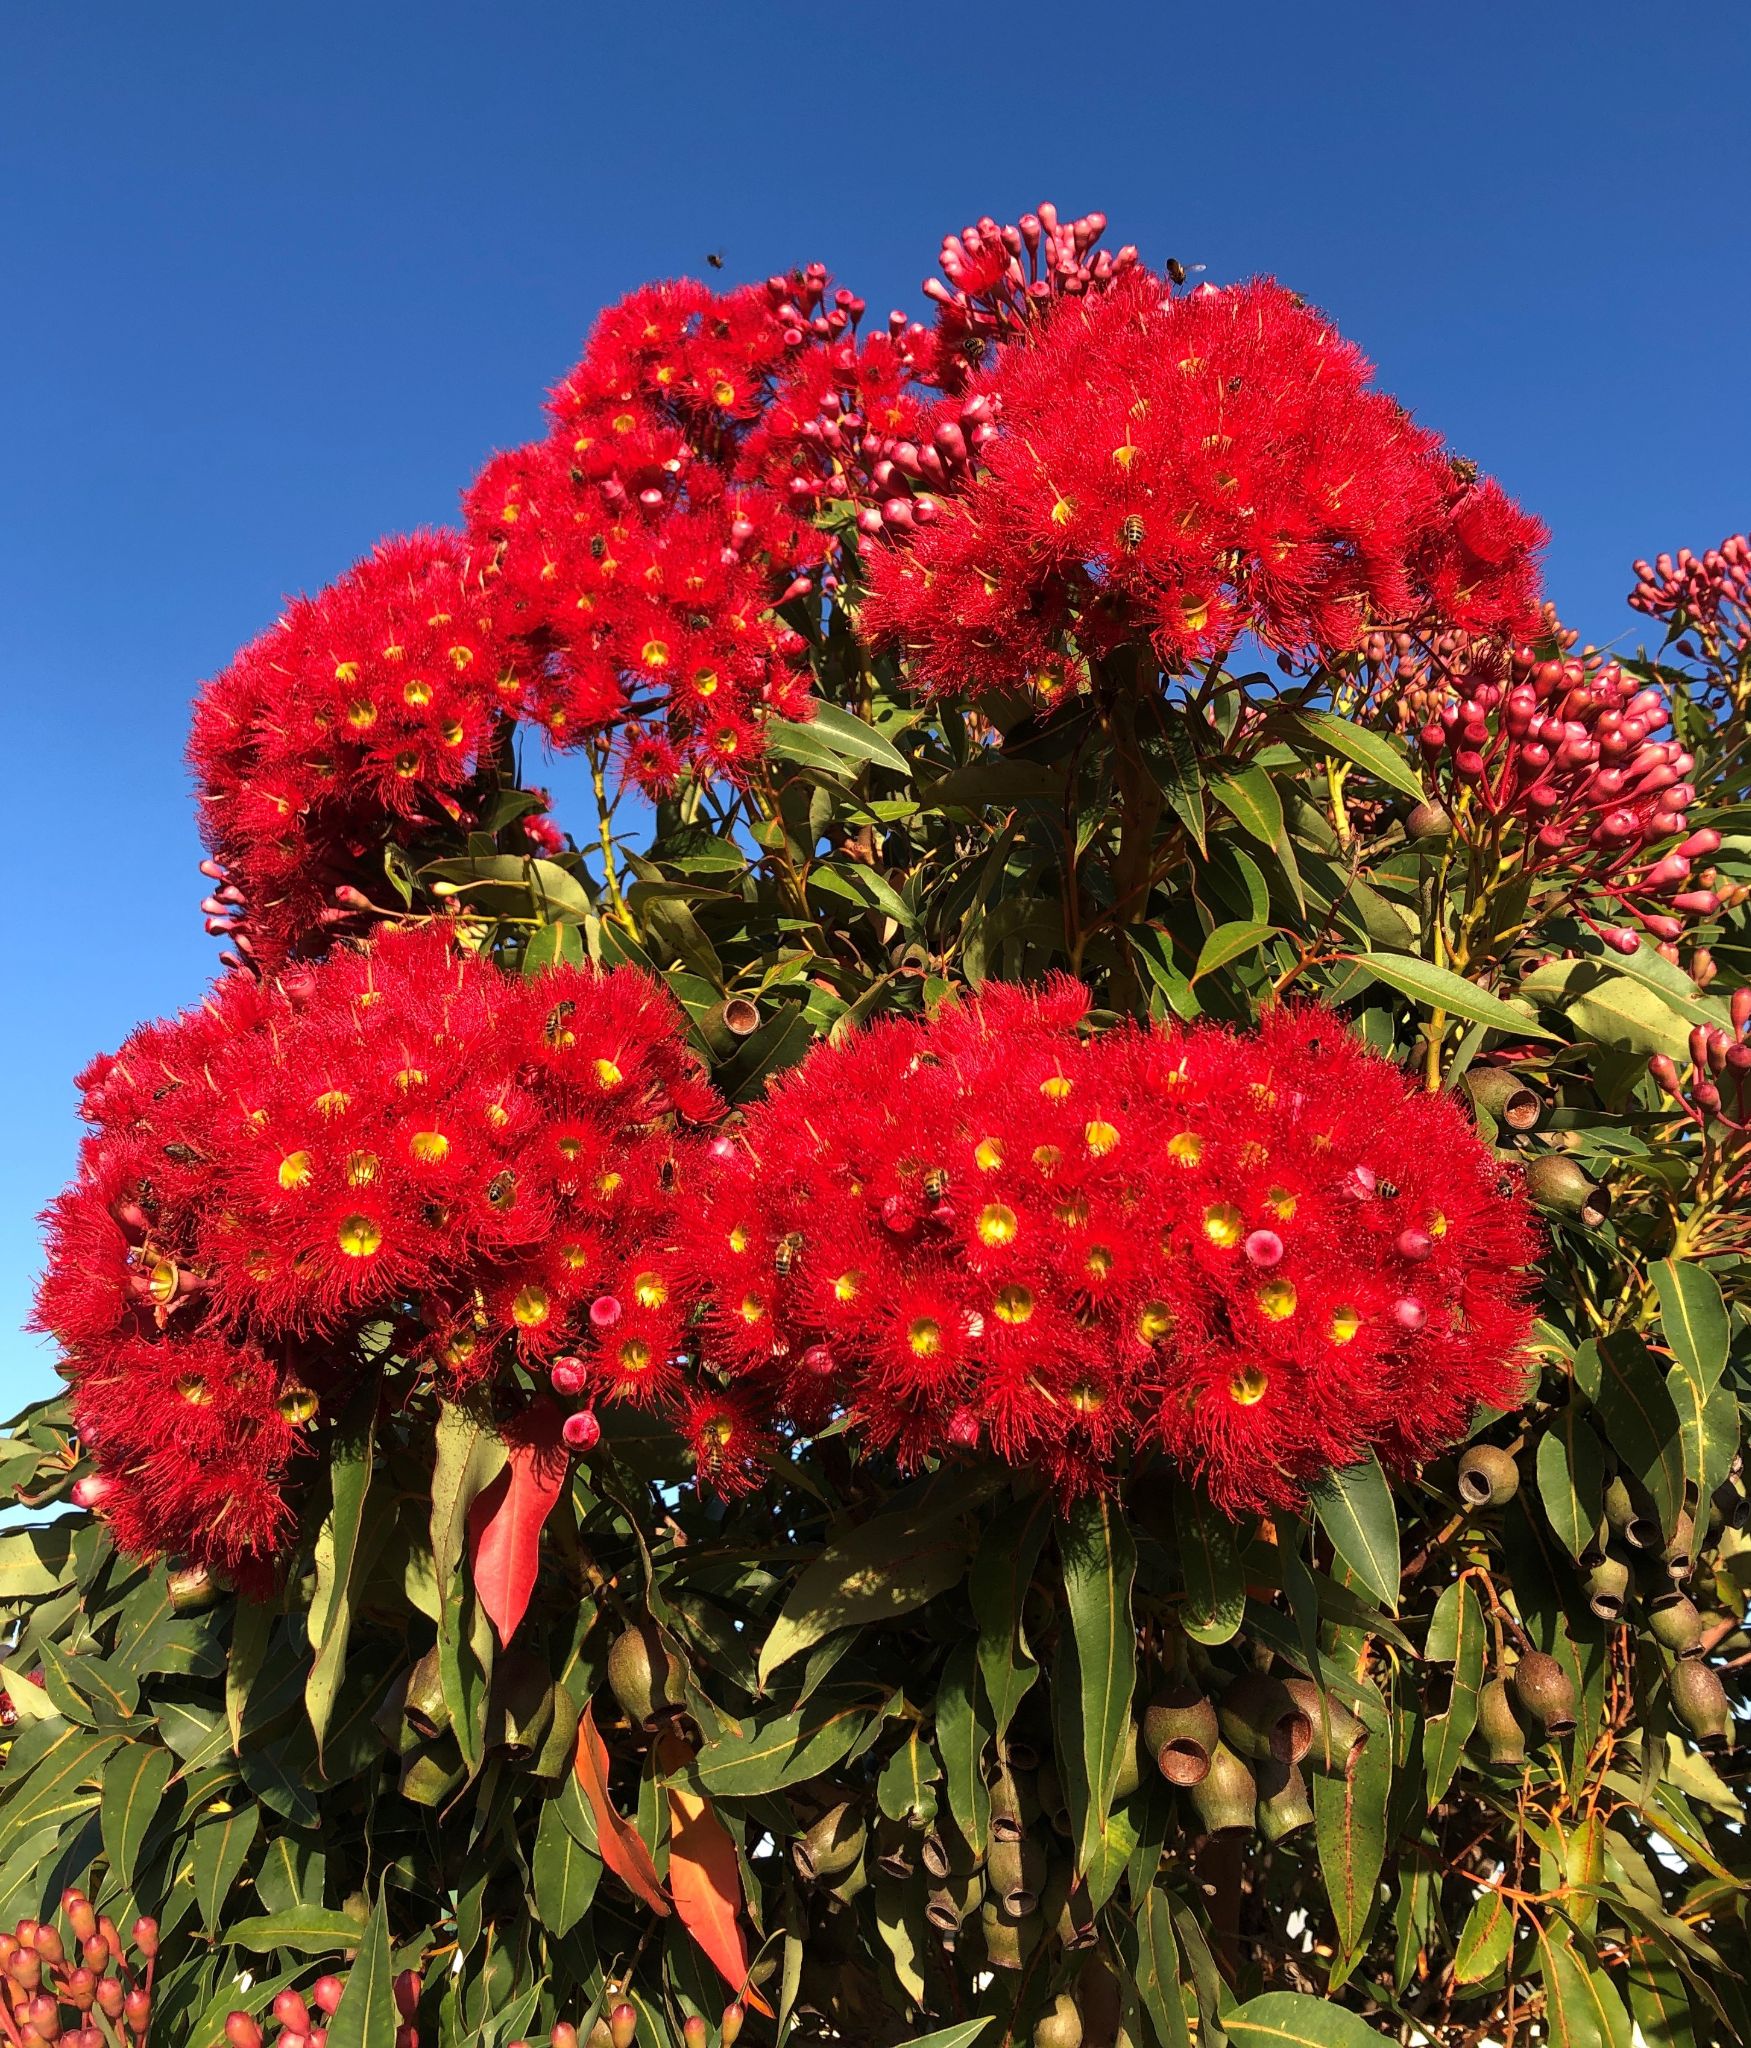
4, 3, 1748, 1416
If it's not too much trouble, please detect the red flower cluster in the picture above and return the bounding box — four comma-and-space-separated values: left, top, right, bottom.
861, 268, 1546, 700
689, 988, 1534, 1513
461, 278, 828, 792
34, 926, 716, 1580
1415, 641, 1723, 950
189, 533, 520, 968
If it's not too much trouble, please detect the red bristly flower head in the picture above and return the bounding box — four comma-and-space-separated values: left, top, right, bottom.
34, 926, 723, 1578
861, 266, 1546, 701
188, 532, 521, 969
689, 992, 1535, 1514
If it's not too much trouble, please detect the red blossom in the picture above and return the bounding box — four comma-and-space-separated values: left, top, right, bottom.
686, 992, 1535, 1515
34, 925, 721, 1578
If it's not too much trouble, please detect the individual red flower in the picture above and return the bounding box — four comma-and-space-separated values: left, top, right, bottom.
189, 532, 521, 968
861, 267, 1546, 701
34, 925, 724, 1578
690, 991, 1535, 1514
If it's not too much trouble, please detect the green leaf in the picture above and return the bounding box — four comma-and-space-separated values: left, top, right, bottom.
756, 1488, 978, 1687
969, 1494, 1051, 1744
0, 1725, 118, 1835
1174, 1483, 1246, 1645
0, 1524, 74, 1600
1193, 919, 1278, 983
934, 1641, 990, 1856
305, 1383, 379, 1764
1311, 1456, 1400, 1610
1565, 975, 1692, 1059
100, 1742, 172, 1891
800, 701, 911, 775
1538, 1926, 1634, 2048
1537, 1407, 1607, 1561
1668, 1363, 1740, 1513
1226, 1990, 1386, 2047
1293, 708, 1427, 804
1312, 1721, 1391, 1972
533, 1793, 601, 1937
1452, 1888, 1513, 1983
1058, 1492, 1137, 1876
189, 1803, 260, 1931
897, 2022, 995, 2048
1626, 1950, 1697, 2048
1654, 1259, 1730, 1398
227, 1909, 365, 1956
430, 1400, 506, 1774
688, 1692, 881, 1797
1594, 1330, 1685, 1537
1210, 765, 1283, 845
227, 1597, 274, 1752
325, 1888, 396, 2048
1350, 952, 1557, 1040
1422, 1579, 1484, 1807
1135, 1887, 1192, 2048
875, 1728, 939, 1827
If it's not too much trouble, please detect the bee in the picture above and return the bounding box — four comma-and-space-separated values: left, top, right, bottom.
543, 999, 576, 1046
1118, 514, 1146, 553
589, 534, 607, 559
774, 1232, 804, 1276
1378, 1180, 1400, 1200
659, 1157, 677, 1191
707, 249, 726, 270
486, 1170, 517, 1212
922, 1168, 950, 1201
1451, 455, 1479, 485
1166, 257, 1187, 285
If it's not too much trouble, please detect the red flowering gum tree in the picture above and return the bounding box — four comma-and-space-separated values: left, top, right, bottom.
5, 206, 1749, 2048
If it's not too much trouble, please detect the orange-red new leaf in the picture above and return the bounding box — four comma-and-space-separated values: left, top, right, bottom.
467, 1399, 569, 1647
574, 1699, 670, 1917
657, 1731, 773, 2015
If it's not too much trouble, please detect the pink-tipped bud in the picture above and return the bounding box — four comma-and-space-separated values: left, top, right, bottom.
1393, 1298, 1427, 1331
70, 1476, 112, 1511
1243, 1230, 1284, 1267
947, 1407, 980, 1450
312, 1978, 345, 2017
225, 2015, 264, 2048
393, 1973, 420, 2022
1396, 1229, 1433, 1262
719, 2004, 746, 2048
589, 1295, 622, 1330
562, 1410, 601, 1455
608, 2005, 638, 2048
274, 1992, 311, 2035
551, 1357, 586, 1395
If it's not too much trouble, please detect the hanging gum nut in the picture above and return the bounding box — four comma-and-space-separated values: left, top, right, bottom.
1648, 1592, 1704, 1657
1583, 1555, 1631, 1621
1669, 1659, 1732, 1748
1524, 1154, 1610, 1227
1216, 1672, 1312, 1765
1464, 1067, 1544, 1132
1476, 1678, 1527, 1764
403, 1647, 452, 1740
978, 1896, 1041, 1970
1034, 1763, 1073, 1835
1664, 1509, 1696, 1579
606, 1623, 687, 1728
924, 1872, 981, 1935
792, 1804, 865, 1883
1279, 1677, 1364, 1771
1457, 1443, 1521, 1508
1255, 1759, 1315, 1843
987, 1763, 1038, 1842
1141, 1685, 1218, 1785
1187, 1742, 1257, 1834
1604, 1474, 1662, 1552
985, 1835, 1046, 1917
1033, 1991, 1085, 2048
1511, 1652, 1578, 1737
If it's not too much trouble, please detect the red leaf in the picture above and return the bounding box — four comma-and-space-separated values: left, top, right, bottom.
656, 1731, 774, 2015
466, 1399, 570, 1647
573, 1700, 670, 1917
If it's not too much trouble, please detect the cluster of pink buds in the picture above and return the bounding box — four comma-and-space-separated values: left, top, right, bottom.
1650, 994, 1751, 1132
508, 1997, 742, 2048
227, 1967, 421, 2048
1, 1894, 157, 2048
927, 203, 1140, 349
847, 389, 1000, 541
1418, 644, 1725, 950
766, 262, 863, 352
1631, 534, 1751, 647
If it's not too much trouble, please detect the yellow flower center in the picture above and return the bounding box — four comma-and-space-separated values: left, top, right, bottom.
1257, 1278, 1298, 1321
974, 1137, 1005, 1172
560, 1243, 589, 1270
595, 1058, 623, 1088
907, 1317, 942, 1357
1086, 1246, 1114, 1278
345, 1151, 380, 1187
1203, 1204, 1245, 1248
728, 1225, 749, 1253
619, 1339, 652, 1372
337, 1214, 383, 1258
1229, 1365, 1270, 1406
1168, 1131, 1203, 1165
633, 1271, 668, 1309
512, 1284, 551, 1327
1330, 1306, 1361, 1345
739, 1294, 764, 1324
315, 1090, 351, 1117
1040, 1075, 1072, 1101
278, 1150, 313, 1190
977, 1202, 1019, 1247
1138, 1300, 1173, 1342
409, 1131, 450, 1164
993, 1284, 1034, 1325
834, 1271, 861, 1303
1085, 1120, 1120, 1156
1267, 1184, 1297, 1219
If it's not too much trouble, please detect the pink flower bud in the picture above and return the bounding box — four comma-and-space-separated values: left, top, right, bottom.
589, 1295, 622, 1330
563, 1411, 601, 1455
1243, 1230, 1284, 1267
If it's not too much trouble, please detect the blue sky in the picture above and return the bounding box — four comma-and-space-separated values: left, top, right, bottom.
4, 3, 1748, 1415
